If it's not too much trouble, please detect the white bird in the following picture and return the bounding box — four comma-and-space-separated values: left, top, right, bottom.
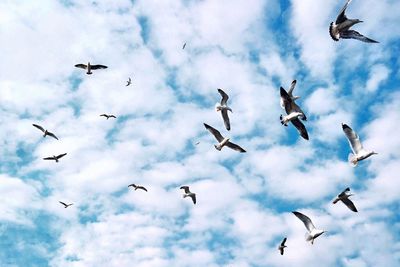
43, 153, 67, 163
128, 183, 148, 192
329, 0, 379, 43
180, 186, 196, 204
278, 237, 287, 255
75, 62, 108, 75
280, 80, 300, 109
333, 187, 358, 212
204, 123, 246, 153
215, 89, 233, 131
59, 201, 73, 208
292, 211, 325, 244
342, 123, 377, 166
32, 124, 59, 140
100, 114, 117, 120
126, 77, 132, 86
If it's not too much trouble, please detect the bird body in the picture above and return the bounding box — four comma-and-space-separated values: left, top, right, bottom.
180, 186, 196, 204
293, 211, 325, 244
75, 62, 108, 75
203, 123, 246, 153
333, 187, 358, 212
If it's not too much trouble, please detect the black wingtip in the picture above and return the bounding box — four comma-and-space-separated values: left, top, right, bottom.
342, 123, 350, 130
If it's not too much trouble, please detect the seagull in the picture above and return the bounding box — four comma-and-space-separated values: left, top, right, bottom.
280, 87, 309, 140
100, 114, 117, 120
59, 201, 73, 208
32, 124, 59, 140
278, 237, 287, 255
194, 141, 200, 146
215, 89, 232, 131
204, 123, 246, 153
280, 80, 300, 109
292, 211, 325, 244
126, 77, 132, 86
342, 123, 377, 166
128, 183, 148, 192
333, 187, 358, 212
180, 186, 196, 204
43, 153, 67, 163
74, 62, 108, 75
182, 42, 186, 49
329, 0, 379, 43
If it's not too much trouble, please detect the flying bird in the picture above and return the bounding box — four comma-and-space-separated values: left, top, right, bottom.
74, 62, 108, 75
278, 237, 287, 255
126, 77, 132, 86
182, 42, 186, 49
280, 87, 309, 140
342, 123, 377, 166
43, 153, 67, 163
204, 123, 246, 153
329, 0, 379, 43
32, 124, 59, 140
292, 211, 325, 244
180, 186, 196, 204
215, 88, 232, 131
100, 114, 117, 120
59, 201, 73, 208
333, 187, 358, 212
128, 183, 148, 192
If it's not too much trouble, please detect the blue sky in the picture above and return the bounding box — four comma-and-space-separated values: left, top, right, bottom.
0, 0, 400, 266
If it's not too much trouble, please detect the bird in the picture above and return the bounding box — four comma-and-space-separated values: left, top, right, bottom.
74, 62, 108, 75
128, 184, 148, 192
180, 186, 196, 204
280, 87, 309, 140
215, 89, 232, 131
292, 211, 325, 244
333, 187, 358, 212
182, 42, 186, 49
194, 141, 200, 146
59, 201, 73, 208
43, 153, 67, 163
342, 123, 377, 166
100, 114, 117, 120
32, 124, 59, 140
203, 123, 246, 153
278, 237, 287, 255
126, 77, 132, 86
329, 0, 379, 43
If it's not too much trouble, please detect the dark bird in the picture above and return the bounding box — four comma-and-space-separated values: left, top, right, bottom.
43, 153, 67, 163
215, 89, 233, 131
128, 184, 148, 192
182, 42, 186, 49
180, 186, 196, 204
75, 62, 108, 75
278, 237, 287, 255
329, 0, 379, 43
100, 114, 117, 120
333, 187, 358, 212
59, 201, 73, 208
126, 77, 132, 86
33, 124, 59, 140
204, 123, 246, 153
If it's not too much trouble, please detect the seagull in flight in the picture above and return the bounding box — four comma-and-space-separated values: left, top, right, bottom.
342, 123, 377, 166
215, 89, 232, 131
100, 114, 117, 120
280, 87, 309, 140
126, 77, 132, 86
180, 186, 196, 204
182, 42, 186, 49
32, 124, 59, 140
278, 237, 287, 255
292, 211, 325, 244
128, 183, 148, 192
43, 153, 67, 163
329, 0, 379, 43
204, 123, 246, 153
59, 201, 73, 208
333, 187, 358, 212
75, 62, 108, 75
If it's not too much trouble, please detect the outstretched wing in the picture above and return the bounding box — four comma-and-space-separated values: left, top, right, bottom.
340, 30, 379, 43
225, 141, 246, 153
221, 110, 231, 131
342, 197, 358, 212
336, 0, 352, 24
74, 64, 87, 69
291, 119, 309, 140
293, 211, 315, 233
138, 186, 148, 192
33, 124, 45, 133
90, 64, 108, 70
128, 183, 136, 188
281, 237, 287, 246
204, 123, 224, 142
59, 201, 67, 207
43, 156, 54, 160
190, 194, 196, 204
342, 123, 363, 154
218, 89, 229, 106
288, 80, 297, 96
180, 186, 190, 194
47, 131, 59, 140
56, 153, 67, 159
109, 115, 117, 118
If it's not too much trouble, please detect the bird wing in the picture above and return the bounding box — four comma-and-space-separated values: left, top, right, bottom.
204, 123, 224, 142
279, 247, 284, 255
43, 156, 55, 160
293, 211, 315, 233
288, 80, 297, 96
191, 194, 196, 204
340, 30, 379, 43
180, 186, 190, 193
291, 119, 309, 140
47, 132, 59, 140
33, 124, 45, 133
128, 183, 136, 188
218, 89, 229, 106
56, 153, 67, 159
342, 124, 363, 154
110, 115, 117, 118
281, 237, 287, 246
100, 114, 107, 117
338, 187, 351, 198
138, 186, 148, 192
336, 0, 352, 24
221, 110, 231, 131
59, 201, 67, 207
281, 87, 306, 120
75, 64, 87, 69
225, 141, 246, 153
341, 197, 358, 212
90, 64, 108, 70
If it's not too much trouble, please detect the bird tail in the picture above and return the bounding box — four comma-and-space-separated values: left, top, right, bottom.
348, 153, 358, 167
214, 145, 222, 151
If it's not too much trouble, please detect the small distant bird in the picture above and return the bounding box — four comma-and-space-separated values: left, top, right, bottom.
333, 187, 358, 212
128, 184, 148, 192
278, 237, 287, 255
280, 86, 309, 140
194, 141, 200, 146
180, 186, 196, 204
126, 77, 132, 86
74, 62, 108, 75
59, 201, 73, 208
329, 0, 379, 43
204, 123, 246, 153
292, 211, 325, 244
43, 153, 67, 163
32, 124, 59, 140
100, 114, 117, 120
215, 89, 232, 131
182, 43, 186, 49
342, 123, 377, 166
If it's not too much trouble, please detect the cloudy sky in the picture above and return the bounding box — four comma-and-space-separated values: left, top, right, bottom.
0, 0, 400, 266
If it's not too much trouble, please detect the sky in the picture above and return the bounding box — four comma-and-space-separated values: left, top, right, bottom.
0, 0, 400, 266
